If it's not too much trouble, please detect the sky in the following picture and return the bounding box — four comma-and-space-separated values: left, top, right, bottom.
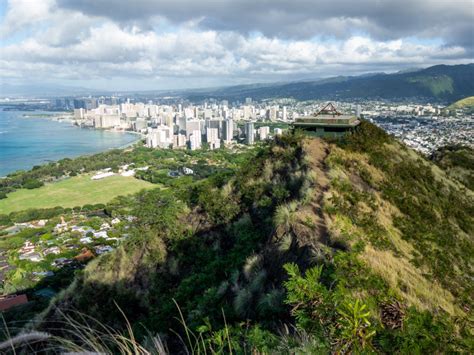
0, 0, 473, 91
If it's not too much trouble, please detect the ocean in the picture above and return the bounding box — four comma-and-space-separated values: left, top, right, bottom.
0, 110, 139, 176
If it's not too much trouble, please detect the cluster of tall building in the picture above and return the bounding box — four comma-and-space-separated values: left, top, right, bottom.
71, 99, 287, 150
144, 118, 277, 150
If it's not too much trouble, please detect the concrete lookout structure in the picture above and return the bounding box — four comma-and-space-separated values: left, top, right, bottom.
292, 102, 360, 138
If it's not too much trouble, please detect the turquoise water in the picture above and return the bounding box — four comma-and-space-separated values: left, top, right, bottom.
0, 110, 138, 176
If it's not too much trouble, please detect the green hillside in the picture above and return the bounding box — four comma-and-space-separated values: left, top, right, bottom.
407, 74, 454, 96
5, 124, 474, 353
430, 145, 474, 190
447, 96, 474, 113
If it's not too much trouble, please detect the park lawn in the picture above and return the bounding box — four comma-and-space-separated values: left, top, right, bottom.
0, 174, 157, 214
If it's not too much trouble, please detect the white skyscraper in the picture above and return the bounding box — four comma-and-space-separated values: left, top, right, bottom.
267, 106, 278, 121
206, 128, 220, 150
184, 107, 195, 119
146, 126, 172, 148
94, 115, 121, 128
282, 106, 287, 121
173, 134, 187, 148
243, 105, 252, 120
134, 118, 147, 132
189, 130, 202, 150
74, 108, 85, 119
258, 126, 270, 140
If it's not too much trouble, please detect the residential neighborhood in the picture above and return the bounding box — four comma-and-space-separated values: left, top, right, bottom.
0, 211, 132, 309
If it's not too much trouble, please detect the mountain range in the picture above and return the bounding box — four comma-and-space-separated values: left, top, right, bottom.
1, 64, 473, 103
178, 64, 474, 103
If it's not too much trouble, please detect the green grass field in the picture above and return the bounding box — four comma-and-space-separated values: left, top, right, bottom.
0, 174, 156, 214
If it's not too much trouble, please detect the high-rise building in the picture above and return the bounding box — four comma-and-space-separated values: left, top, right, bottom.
74, 108, 85, 119
258, 126, 270, 140
356, 105, 361, 118
73, 99, 86, 109
173, 134, 187, 148
267, 106, 278, 121
223, 119, 234, 143
206, 128, 220, 150
203, 108, 212, 119
189, 130, 202, 150
243, 105, 252, 120
134, 118, 148, 131
282, 106, 287, 121
94, 115, 121, 128
206, 119, 222, 137
86, 98, 98, 110
244, 122, 254, 145
183, 107, 193, 119
177, 116, 187, 134
186, 120, 201, 139
146, 126, 172, 148
148, 105, 158, 118
245, 97, 252, 104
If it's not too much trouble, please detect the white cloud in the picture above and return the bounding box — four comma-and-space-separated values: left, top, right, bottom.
53, 0, 474, 46
0, 0, 472, 89
0, 0, 55, 37
1, 23, 468, 80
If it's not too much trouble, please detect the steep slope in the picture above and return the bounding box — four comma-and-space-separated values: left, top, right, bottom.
325, 123, 473, 313
7, 124, 473, 353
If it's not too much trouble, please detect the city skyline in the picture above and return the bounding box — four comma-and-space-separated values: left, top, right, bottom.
0, 0, 473, 91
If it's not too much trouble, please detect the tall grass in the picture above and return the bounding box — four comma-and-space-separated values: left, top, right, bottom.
1, 303, 168, 354
1, 299, 323, 354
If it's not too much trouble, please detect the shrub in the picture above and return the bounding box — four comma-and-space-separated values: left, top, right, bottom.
283, 263, 332, 333
23, 179, 44, 189
335, 299, 376, 353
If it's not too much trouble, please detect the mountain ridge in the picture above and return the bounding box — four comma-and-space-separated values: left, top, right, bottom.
8, 122, 471, 353
180, 64, 474, 102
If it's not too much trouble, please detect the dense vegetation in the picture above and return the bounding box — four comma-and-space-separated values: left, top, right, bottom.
430, 145, 474, 190
2, 123, 473, 353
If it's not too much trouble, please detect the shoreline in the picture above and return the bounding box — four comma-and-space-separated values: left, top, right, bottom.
38, 112, 145, 140
22, 110, 144, 141
1, 110, 142, 177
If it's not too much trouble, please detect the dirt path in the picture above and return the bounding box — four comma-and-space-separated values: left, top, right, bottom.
297, 138, 331, 246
